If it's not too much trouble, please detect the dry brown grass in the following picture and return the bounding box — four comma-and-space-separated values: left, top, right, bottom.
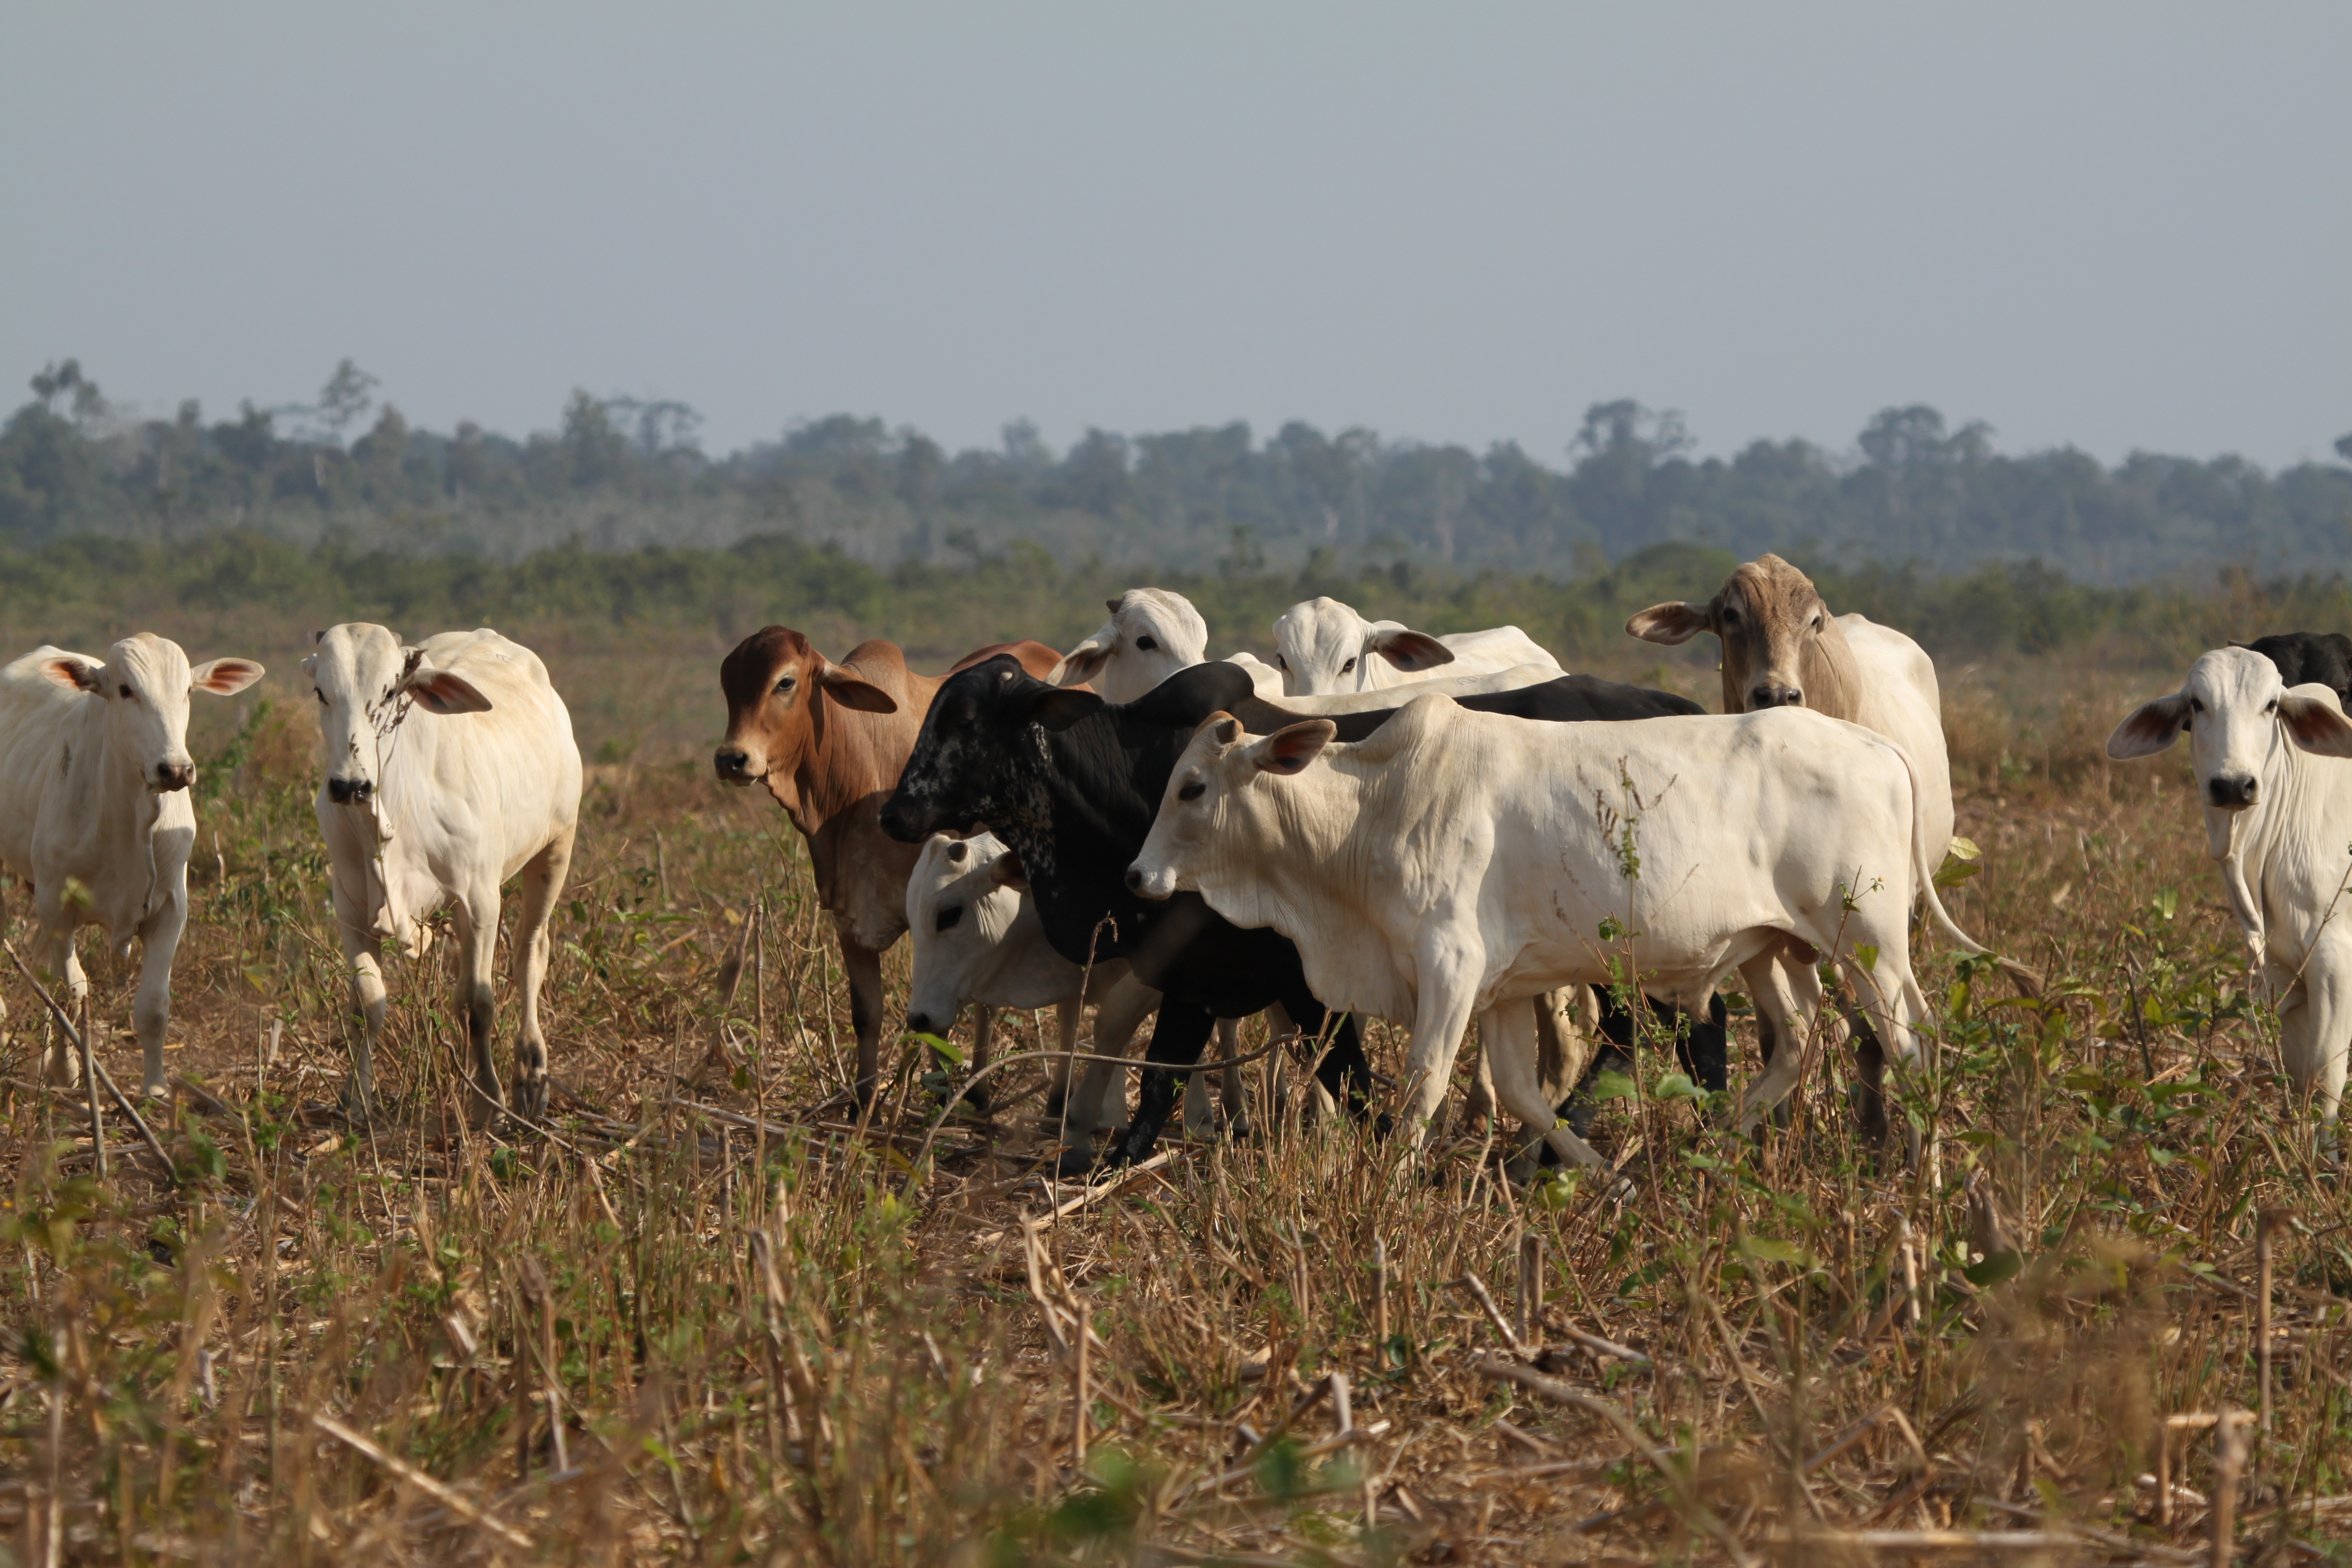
1, 628, 2350, 1566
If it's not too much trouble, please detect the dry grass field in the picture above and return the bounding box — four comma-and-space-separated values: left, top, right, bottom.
3, 613, 2351, 1566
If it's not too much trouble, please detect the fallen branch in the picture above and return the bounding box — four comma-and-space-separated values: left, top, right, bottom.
311, 1412, 533, 1550
973, 1150, 1180, 1249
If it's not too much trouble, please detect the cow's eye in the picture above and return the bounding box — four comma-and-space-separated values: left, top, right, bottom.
2266, 699, 2279, 714
1136, 636, 1158, 652
1722, 607, 1740, 626
1275, 656, 1287, 672
118, 684, 132, 699
773, 675, 796, 694
1178, 780, 1207, 802
934, 904, 963, 932
316, 689, 328, 706
1340, 658, 1356, 674
2190, 698, 2205, 714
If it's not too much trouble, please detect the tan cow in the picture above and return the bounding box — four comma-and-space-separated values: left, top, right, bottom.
1626, 553, 2033, 1136
714, 629, 1065, 1104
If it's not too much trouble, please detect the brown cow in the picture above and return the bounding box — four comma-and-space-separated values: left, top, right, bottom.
714, 629, 1066, 1104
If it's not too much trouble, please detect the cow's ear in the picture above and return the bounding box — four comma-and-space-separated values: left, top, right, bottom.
41, 657, 102, 693
1048, 635, 1112, 689
191, 657, 265, 696
313, 629, 326, 644
1026, 687, 1103, 733
942, 836, 970, 864
1626, 602, 1713, 645
819, 662, 897, 714
2106, 693, 2190, 759
990, 847, 1029, 889
1366, 628, 1454, 672
404, 667, 494, 715
2281, 693, 2352, 758
1245, 720, 1336, 776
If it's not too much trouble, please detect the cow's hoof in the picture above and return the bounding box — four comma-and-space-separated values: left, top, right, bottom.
141, 1077, 169, 1103
958, 1081, 993, 1115
1052, 1145, 1097, 1180
510, 1074, 548, 1123
339, 1082, 379, 1125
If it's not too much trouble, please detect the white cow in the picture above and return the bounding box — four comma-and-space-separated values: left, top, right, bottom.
2108, 648, 2352, 1122
0, 636, 262, 1096
1128, 696, 1976, 1170
1049, 588, 1282, 703
903, 830, 1245, 1136
1271, 596, 1562, 697
305, 625, 582, 1120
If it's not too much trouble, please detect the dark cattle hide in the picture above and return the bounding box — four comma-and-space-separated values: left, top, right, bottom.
1238, 672, 1704, 743
880, 658, 1376, 1170
2240, 632, 2352, 710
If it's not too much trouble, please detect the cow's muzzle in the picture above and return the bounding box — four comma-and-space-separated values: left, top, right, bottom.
713, 747, 757, 784
1125, 863, 1176, 899
1748, 683, 1804, 710
328, 776, 375, 805
2207, 773, 2258, 810
153, 763, 195, 792
905, 1009, 949, 1037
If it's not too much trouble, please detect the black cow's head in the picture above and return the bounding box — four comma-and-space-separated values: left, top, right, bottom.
879, 656, 1099, 843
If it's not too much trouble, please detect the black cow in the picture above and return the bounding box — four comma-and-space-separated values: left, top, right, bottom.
882, 658, 1381, 1172
2240, 632, 2352, 710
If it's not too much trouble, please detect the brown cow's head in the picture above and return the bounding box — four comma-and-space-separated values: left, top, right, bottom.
1624, 553, 1856, 718
714, 627, 898, 812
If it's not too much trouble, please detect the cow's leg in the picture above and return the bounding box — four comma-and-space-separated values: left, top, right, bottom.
1106, 1001, 1219, 1169
836, 926, 885, 1109
131, 890, 190, 1101
1482, 1002, 1613, 1174
35, 916, 84, 1087
1043, 996, 1082, 1116
2280, 940, 2352, 1126
1213, 1016, 1251, 1135
451, 882, 506, 1123
964, 1005, 997, 1112
1733, 953, 1825, 1137
1055, 977, 1158, 1164
506, 828, 575, 1121
330, 886, 388, 1118
1276, 987, 1374, 1122
1397, 966, 1483, 1147
1842, 935, 1930, 1168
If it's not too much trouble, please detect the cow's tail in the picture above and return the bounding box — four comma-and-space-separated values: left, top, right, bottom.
1879, 732, 2045, 998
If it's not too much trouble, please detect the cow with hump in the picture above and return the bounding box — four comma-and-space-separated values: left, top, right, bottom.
1127, 694, 1978, 1172
308, 625, 581, 1121
0, 634, 262, 1098
2108, 647, 2352, 1125
879, 656, 1381, 1173
713, 626, 1066, 1106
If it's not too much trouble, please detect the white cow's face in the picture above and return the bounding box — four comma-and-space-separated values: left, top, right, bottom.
302, 624, 491, 807
42, 633, 263, 792
1049, 588, 1209, 705
1127, 715, 1335, 899
2108, 646, 2352, 854
903, 832, 1028, 1035
1271, 597, 1452, 695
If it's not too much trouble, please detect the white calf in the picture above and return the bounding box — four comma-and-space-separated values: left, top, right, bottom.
0, 635, 261, 1095
306, 625, 582, 1120
2109, 648, 2352, 1123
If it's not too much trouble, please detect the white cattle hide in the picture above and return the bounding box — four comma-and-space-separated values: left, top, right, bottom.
0, 635, 261, 1096
2108, 647, 2352, 1121
1271, 596, 1562, 696
305, 625, 582, 1120
1131, 696, 1968, 1170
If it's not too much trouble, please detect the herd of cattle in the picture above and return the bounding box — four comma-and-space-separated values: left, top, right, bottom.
5, 563, 2352, 1181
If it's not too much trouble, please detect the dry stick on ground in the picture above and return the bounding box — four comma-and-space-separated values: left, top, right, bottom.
311, 1412, 535, 1550
2211, 1409, 2252, 1568
79, 991, 103, 1181
2258, 1209, 2286, 1439
5, 940, 174, 1182
2160, 1413, 2223, 1530
1457, 1272, 1523, 1354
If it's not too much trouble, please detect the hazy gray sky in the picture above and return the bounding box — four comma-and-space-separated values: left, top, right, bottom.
3, 5, 2345, 467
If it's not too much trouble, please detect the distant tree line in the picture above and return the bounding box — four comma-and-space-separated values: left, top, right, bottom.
3, 358, 2347, 585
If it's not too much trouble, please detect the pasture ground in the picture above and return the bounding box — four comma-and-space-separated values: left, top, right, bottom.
2, 624, 2350, 1565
